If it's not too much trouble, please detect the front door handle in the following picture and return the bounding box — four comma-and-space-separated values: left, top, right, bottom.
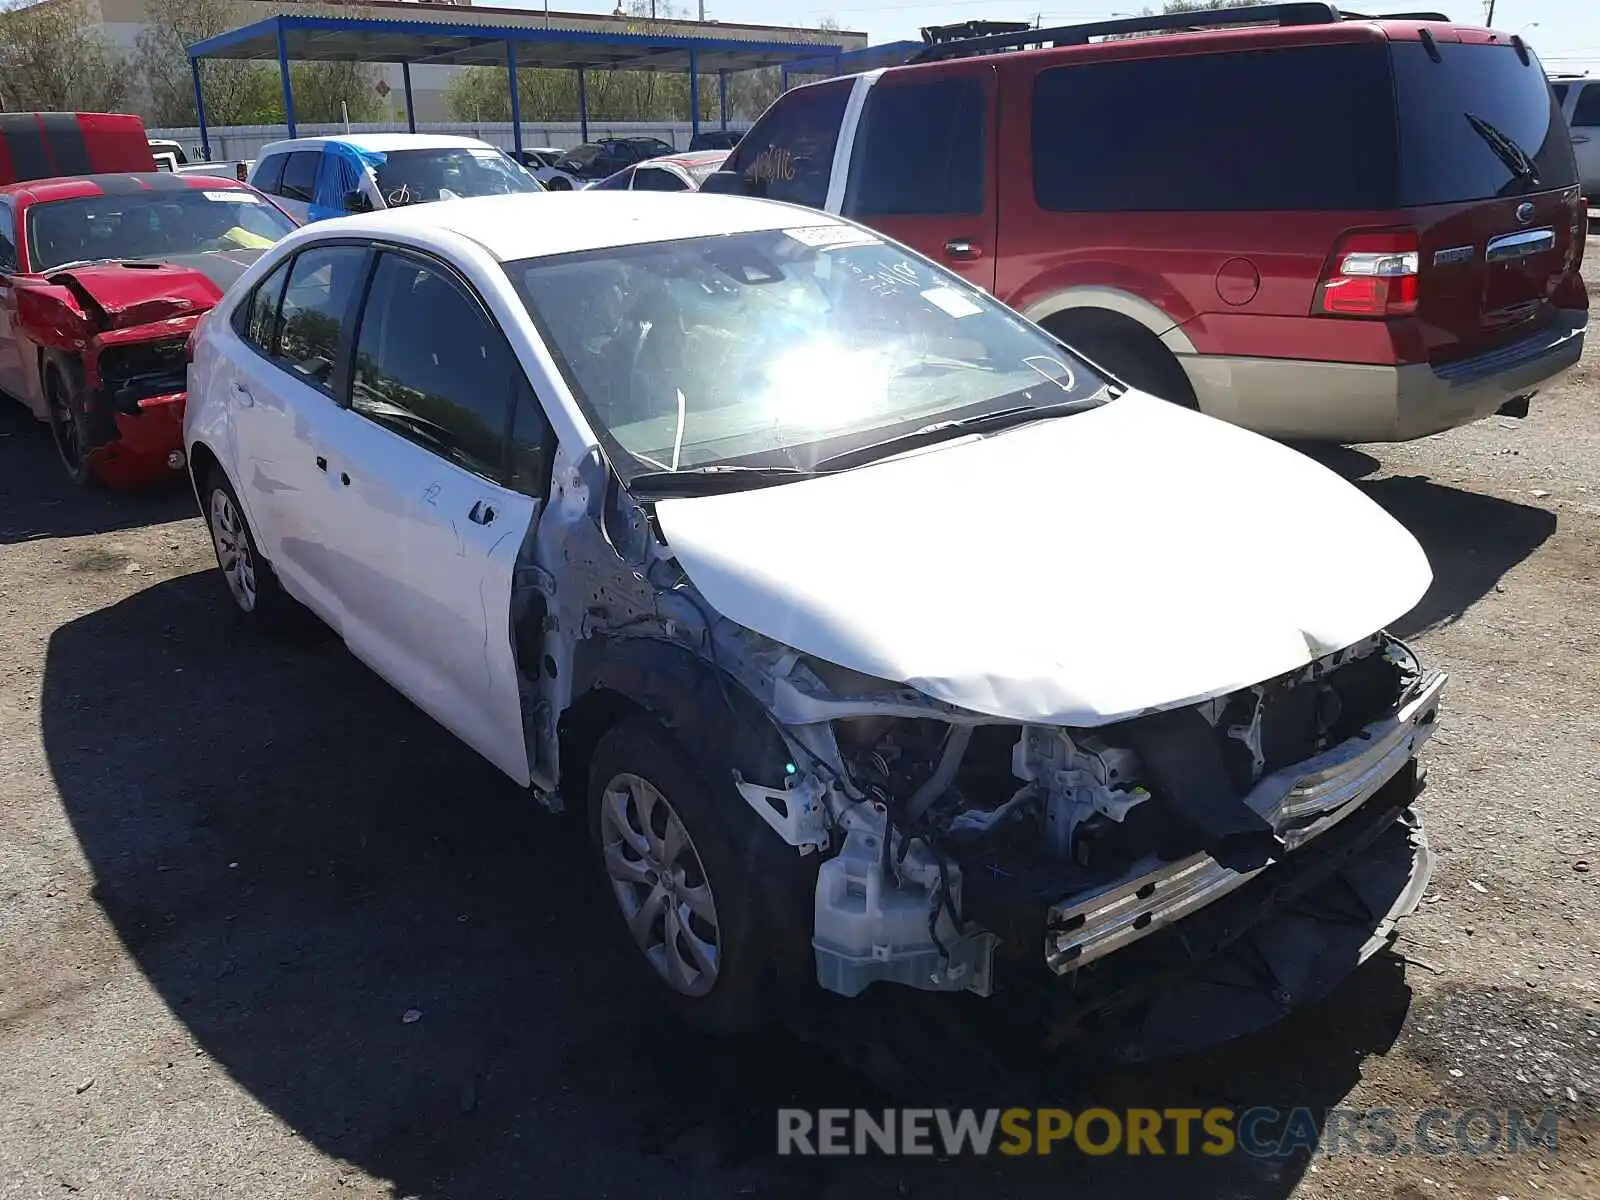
1571, 135, 1591, 144
468, 500, 497, 526
230, 382, 254, 408
945, 238, 983, 261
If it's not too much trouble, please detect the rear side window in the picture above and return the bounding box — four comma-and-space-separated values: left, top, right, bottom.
1573, 84, 1600, 128
1552, 82, 1570, 108
1032, 44, 1399, 212
0, 200, 15, 272
633, 166, 687, 192
351, 252, 513, 481
276, 244, 366, 395
1393, 43, 1577, 203
253, 153, 288, 195
279, 151, 321, 203
726, 79, 851, 209
233, 259, 290, 351
590, 167, 635, 191
846, 75, 985, 217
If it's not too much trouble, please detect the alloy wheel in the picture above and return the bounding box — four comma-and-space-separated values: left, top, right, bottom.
599, 771, 723, 997
46, 373, 82, 474
209, 488, 258, 613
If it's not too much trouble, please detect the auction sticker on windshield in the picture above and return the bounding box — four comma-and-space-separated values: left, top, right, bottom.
203, 191, 261, 203
785, 225, 877, 249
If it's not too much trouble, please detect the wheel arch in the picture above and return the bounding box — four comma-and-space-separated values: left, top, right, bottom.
1020, 286, 1197, 357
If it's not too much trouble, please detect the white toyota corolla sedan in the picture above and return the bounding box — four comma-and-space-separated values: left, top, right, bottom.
184, 193, 1446, 1052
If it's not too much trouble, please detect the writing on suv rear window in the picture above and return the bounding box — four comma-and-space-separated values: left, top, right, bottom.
728, 79, 850, 209
1032, 44, 1399, 212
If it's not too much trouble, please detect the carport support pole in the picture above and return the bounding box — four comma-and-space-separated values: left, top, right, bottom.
718, 70, 727, 130
190, 56, 211, 161
506, 42, 523, 155
688, 46, 700, 140
402, 62, 416, 133
277, 24, 297, 138
577, 68, 589, 144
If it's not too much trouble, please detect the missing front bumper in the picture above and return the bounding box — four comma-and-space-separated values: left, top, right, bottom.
1044, 669, 1445, 975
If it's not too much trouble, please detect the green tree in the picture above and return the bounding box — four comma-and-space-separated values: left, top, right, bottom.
289, 61, 385, 124
0, 0, 135, 114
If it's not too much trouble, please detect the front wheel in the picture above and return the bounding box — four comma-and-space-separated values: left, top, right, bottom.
44, 363, 95, 487
587, 717, 800, 1035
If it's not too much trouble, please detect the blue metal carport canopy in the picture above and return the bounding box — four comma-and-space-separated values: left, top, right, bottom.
187, 14, 842, 157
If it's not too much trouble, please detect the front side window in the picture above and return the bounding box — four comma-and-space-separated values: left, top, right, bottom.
372, 148, 541, 207
846, 75, 986, 217
508, 225, 1110, 488
590, 167, 636, 192
351, 252, 513, 480
26, 188, 297, 273
0, 201, 16, 272
276, 244, 367, 395
279, 151, 321, 202
724, 79, 851, 209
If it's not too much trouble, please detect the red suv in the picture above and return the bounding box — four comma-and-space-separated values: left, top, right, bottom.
707, 3, 1588, 442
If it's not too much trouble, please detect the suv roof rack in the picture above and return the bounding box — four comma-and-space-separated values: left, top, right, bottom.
908, 2, 1445, 62
920, 20, 1034, 45
1338, 10, 1451, 18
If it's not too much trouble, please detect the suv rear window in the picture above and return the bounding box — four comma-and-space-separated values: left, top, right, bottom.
725, 79, 851, 209
1032, 44, 1399, 212
1391, 42, 1576, 205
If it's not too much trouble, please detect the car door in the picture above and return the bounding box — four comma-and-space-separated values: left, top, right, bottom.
0, 198, 25, 403
1570, 83, 1600, 195
227, 241, 370, 629
840, 62, 999, 293
320, 246, 541, 783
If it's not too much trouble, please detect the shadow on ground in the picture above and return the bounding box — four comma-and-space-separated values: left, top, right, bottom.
43, 571, 1418, 1200
0, 400, 194, 544
1293, 442, 1556, 638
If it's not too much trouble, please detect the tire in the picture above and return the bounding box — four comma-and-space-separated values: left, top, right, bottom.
200, 468, 295, 630
43, 359, 96, 488
1052, 316, 1199, 410
547, 177, 572, 191
587, 716, 801, 1035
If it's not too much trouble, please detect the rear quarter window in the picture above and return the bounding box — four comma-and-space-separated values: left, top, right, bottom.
1031, 44, 1399, 212
1573, 83, 1600, 128
1392, 42, 1577, 204
253, 153, 288, 195
725, 79, 851, 210
279, 151, 322, 203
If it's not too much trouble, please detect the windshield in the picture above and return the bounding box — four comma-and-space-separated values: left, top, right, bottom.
507, 226, 1110, 484
372, 147, 542, 207
27, 188, 295, 273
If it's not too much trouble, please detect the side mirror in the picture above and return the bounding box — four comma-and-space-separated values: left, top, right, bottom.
344, 189, 373, 214
701, 169, 762, 197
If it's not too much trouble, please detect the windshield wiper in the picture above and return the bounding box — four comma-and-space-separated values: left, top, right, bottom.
814, 395, 1109, 473
1465, 112, 1541, 189
626, 463, 814, 498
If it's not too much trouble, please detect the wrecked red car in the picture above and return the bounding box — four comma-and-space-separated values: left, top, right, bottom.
0, 172, 297, 487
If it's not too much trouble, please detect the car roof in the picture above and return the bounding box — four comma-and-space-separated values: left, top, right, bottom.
257, 133, 499, 156
311, 192, 847, 262
0, 172, 251, 202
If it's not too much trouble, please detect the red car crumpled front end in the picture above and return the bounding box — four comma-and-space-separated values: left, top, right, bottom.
81, 318, 198, 489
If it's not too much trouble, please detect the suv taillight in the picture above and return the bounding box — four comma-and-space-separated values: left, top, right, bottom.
1314, 231, 1419, 318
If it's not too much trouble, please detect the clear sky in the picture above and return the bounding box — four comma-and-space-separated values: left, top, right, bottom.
512, 0, 1600, 75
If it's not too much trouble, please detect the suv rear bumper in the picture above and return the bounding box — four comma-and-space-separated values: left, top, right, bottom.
1182, 309, 1586, 442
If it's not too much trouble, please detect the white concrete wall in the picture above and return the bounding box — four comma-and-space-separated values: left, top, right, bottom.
148, 119, 754, 162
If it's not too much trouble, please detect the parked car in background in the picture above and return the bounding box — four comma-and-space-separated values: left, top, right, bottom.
186, 191, 1443, 1052
516, 147, 584, 190
687, 129, 743, 152
546, 137, 675, 186
249, 133, 542, 223
0, 113, 155, 185
588, 150, 730, 192
707, 3, 1587, 442
148, 138, 187, 171
0, 172, 296, 487
1552, 74, 1600, 202
176, 159, 254, 184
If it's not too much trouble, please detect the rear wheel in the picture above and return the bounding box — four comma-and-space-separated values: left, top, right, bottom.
44, 362, 95, 487
1047, 311, 1199, 409
201, 468, 295, 629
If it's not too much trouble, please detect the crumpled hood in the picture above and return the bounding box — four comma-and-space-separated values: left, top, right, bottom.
652, 392, 1433, 726
49, 249, 263, 330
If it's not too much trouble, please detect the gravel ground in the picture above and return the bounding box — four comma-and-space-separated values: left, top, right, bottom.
2, 244, 1599, 1200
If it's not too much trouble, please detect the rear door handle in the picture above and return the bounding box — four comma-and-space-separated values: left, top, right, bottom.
1571, 134, 1591, 144
945, 238, 983, 261
230, 382, 254, 408
315, 455, 327, 472
468, 500, 497, 526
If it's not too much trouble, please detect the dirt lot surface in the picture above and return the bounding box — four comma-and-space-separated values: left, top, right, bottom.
4, 246, 1600, 1200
